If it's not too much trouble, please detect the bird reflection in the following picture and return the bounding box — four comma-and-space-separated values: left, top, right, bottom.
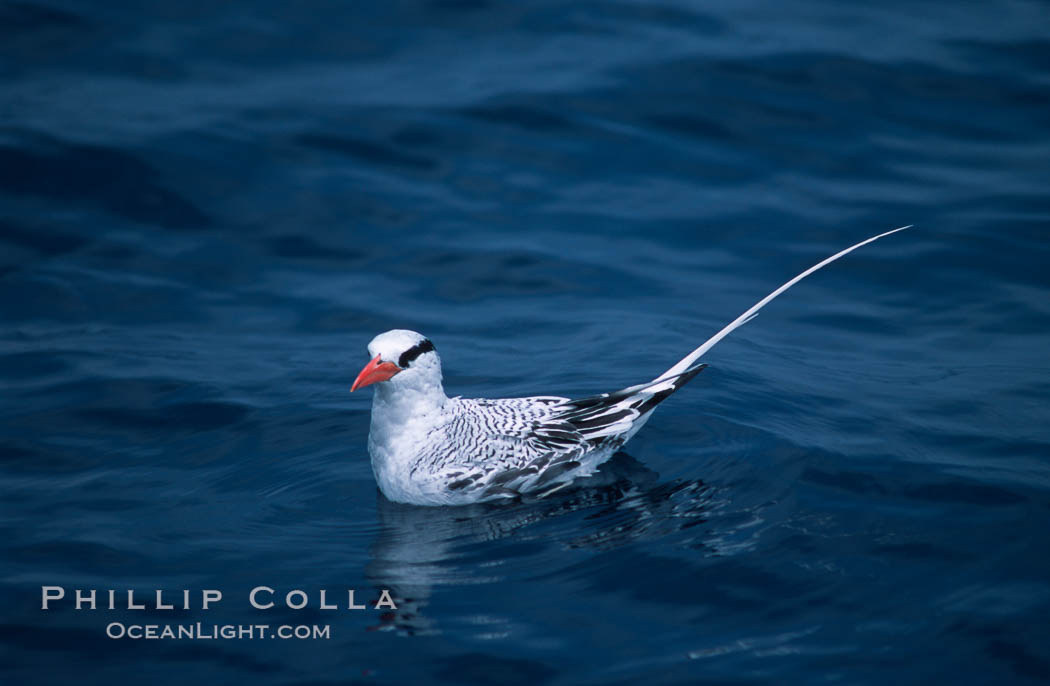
364, 452, 714, 635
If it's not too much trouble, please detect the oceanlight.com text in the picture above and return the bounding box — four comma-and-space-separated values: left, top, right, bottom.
105, 622, 330, 640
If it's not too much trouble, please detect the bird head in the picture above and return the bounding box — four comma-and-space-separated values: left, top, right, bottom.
351, 329, 440, 392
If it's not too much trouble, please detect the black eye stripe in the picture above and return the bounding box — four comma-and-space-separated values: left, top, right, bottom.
398, 339, 434, 368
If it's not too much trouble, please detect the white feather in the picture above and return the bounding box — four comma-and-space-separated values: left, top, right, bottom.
656, 226, 912, 383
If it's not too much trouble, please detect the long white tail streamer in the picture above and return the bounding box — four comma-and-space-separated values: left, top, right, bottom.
656, 225, 912, 383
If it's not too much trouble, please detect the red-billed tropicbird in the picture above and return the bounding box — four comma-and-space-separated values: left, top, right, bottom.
352, 227, 910, 506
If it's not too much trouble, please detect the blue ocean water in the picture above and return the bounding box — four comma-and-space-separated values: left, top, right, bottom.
2, 0, 1049, 683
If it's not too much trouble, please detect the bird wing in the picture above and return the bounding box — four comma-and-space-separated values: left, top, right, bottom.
442, 366, 708, 501
436, 396, 588, 500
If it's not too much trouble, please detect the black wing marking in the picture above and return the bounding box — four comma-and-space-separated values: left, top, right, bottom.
555, 363, 708, 441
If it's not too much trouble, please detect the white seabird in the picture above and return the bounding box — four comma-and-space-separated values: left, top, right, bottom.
352, 227, 910, 506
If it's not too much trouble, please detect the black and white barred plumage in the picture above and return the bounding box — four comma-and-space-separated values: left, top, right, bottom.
354, 227, 909, 506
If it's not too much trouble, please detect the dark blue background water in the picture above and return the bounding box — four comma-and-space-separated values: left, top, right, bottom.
3, 1, 1049, 683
